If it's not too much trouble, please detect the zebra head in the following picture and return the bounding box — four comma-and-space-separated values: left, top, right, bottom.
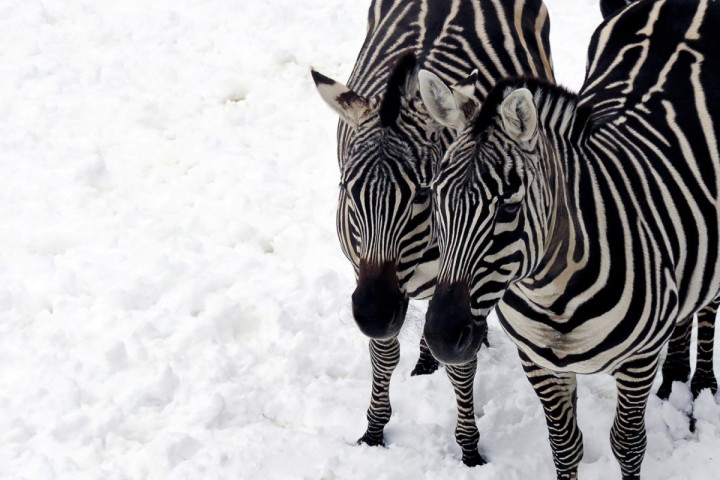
312, 56, 477, 340
420, 78, 553, 363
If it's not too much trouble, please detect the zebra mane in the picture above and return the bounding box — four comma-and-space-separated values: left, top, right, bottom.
379, 52, 417, 128
472, 77, 592, 142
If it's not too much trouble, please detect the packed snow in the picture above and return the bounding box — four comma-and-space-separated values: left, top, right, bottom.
0, 0, 718, 479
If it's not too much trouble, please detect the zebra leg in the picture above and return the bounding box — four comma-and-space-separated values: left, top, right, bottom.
611, 354, 659, 480
445, 358, 485, 467
691, 299, 719, 398
411, 335, 440, 376
358, 337, 401, 446
656, 315, 692, 400
519, 350, 583, 479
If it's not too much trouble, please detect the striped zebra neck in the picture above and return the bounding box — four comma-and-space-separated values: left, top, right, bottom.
512, 85, 592, 317
469, 78, 589, 294
493, 72, 716, 373
481, 79, 673, 373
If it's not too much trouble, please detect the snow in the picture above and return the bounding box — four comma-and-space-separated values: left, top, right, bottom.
0, 0, 717, 479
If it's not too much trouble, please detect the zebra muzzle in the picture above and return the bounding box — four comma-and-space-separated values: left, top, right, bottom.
424, 281, 486, 365
351, 260, 407, 340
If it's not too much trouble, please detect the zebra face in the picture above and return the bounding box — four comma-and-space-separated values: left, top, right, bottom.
340, 125, 437, 261
313, 58, 447, 339
342, 122, 441, 339
425, 88, 546, 363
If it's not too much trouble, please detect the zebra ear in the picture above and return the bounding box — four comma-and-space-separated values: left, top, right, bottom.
311, 69, 371, 128
500, 88, 537, 143
418, 69, 478, 133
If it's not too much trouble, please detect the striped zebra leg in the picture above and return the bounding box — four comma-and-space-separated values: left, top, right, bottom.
519, 350, 583, 480
358, 337, 400, 446
611, 354, 659, 480
445, 358, 485, 467
411, 335, 440, 376
656, 315, 692, 400
691, 297, 719, 398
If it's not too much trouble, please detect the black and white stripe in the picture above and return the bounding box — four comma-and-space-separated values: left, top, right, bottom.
598, 0, 719, 413
422, 0, 720, 477
312, 0, 553, 466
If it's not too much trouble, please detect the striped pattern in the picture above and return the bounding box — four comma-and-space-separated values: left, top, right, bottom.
313, 0, 553, 467
445, 359, 480, 463
358, 338, 400, 445
601, 0, 719, 411
337, 0, 554, 300
428, 0, 720, 477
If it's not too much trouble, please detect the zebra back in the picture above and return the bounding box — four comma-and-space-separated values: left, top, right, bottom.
339, 0, 554, 167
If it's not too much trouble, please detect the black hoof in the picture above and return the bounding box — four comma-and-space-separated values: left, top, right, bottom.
411, 356, 440, 376
656, 380, 674, 400
691, 374, 718, 398
357, 432, 385, 447
558, 472, 578, 480
462, 450, 486, 467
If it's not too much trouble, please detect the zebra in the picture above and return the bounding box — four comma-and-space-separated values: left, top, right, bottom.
310, 0, 553, 466
599, 0, 636, 18
419, 0, 720, 478
658, 297, 718, 405
599, 0, 718, 406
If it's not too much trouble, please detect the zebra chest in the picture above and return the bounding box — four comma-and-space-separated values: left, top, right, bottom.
496, 303, 629, 374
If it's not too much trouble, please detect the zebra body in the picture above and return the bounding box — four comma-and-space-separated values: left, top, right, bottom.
421, 0, 720, 477
596, 0, 720, 405
312, 0, 553, 466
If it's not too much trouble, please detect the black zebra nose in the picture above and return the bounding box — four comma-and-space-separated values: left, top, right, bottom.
424, 282, 485, 364
352, 260, 407, 340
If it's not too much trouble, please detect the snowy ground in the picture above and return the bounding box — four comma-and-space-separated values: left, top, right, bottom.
1, 0, 718, 479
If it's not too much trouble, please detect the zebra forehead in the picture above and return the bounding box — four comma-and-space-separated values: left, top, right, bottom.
436, 163, 506, 202
442, 136, 520, 182
345, 160, 419, 195
344, 128, 427, 175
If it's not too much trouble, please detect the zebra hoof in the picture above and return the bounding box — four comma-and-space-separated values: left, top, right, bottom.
357, 432, 386, 447
691, 374, 718, 398
557, 471, 578, 480
411, 356, 440, 376
656, 380, 674, 400
462, 450, 486, 467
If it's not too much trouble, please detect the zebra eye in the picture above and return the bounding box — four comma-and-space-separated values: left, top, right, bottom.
414, 187, 431, 204
499, 202, 521, 215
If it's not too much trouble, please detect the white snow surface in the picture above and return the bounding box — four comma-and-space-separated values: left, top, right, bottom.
1, 0, 718, 479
